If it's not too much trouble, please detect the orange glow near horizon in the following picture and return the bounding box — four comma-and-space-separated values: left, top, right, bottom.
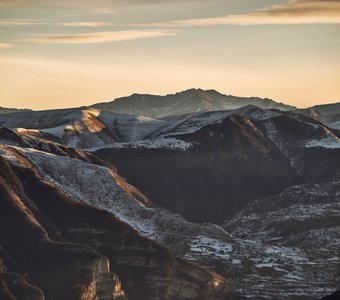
1, 0, 339, 110
1, 55, 339, 110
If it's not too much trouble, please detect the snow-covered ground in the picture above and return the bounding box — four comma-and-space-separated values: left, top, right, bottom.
86, 137, 194, 151
222, 182, 340, 299
184, 232, 339, 299
2, 106, 340, 155
0, 108, 168, 149
0, 144, 231, 254
305, 137, 340, 149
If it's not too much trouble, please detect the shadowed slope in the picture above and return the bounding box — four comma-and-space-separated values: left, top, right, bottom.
96, 114, 302, 223
0, 151, 238, 300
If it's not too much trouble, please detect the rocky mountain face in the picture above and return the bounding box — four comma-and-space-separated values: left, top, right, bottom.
94, 106, 340, 223
96, 112, 302, 223
0, 108, 170, 150
0, 141, 238, 300
0, 101, 339, 299
90, 89, 295, 118
296, 102, 340, 130
0, 128, 234, 253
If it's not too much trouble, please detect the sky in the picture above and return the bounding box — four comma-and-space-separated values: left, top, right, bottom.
0, 0, 339, 110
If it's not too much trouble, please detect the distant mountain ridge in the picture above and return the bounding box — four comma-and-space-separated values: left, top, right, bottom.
90, 88, 296, 118
296, 102, 340, 130
0, 106, 30, 115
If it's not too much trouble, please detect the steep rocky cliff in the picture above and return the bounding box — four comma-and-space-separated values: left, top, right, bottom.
0, 148, 238, 300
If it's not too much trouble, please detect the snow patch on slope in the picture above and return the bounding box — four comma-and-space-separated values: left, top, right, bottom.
12, 146, 229, 252
0, 146, 19, 164
18, 147, 157, 232
305, 138, 340, 149
87, 137, 194, 151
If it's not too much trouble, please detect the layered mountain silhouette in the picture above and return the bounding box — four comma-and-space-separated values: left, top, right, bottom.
95, 110, 302, 223
93, 106, 340, 222
296, 102, 340, 130
0, 107, 29, 115
0, 90, 339, 299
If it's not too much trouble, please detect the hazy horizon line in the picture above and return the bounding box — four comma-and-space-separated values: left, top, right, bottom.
2, 88, 339, 111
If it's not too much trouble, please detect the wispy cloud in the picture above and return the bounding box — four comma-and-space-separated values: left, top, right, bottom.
141, 0, 340, 27
0, 42, 13, 48
23, 29, 177, 44
0, 19, 48, 27
60, 22, 113, 27
0, 19, 113, 28
93, 7, 116, 14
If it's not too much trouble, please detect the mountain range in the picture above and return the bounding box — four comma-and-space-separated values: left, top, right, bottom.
0, 89, 339, 300
296, 102, 340, 130
90, 89, 296, 118
0, 107, 30, 115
